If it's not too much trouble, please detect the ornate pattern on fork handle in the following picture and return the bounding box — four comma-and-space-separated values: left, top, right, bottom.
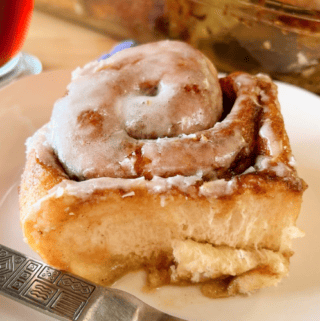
0, 244, 96, 320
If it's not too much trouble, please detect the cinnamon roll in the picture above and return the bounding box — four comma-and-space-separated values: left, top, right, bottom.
19, 40, 307, 298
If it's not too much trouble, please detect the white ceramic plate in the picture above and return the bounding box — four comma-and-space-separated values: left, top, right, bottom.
0, 70, 319, 321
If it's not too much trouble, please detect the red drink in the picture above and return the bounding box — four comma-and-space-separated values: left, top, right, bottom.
0, 0, 34, 67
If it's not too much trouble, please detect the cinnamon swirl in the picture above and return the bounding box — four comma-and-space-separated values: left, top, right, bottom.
19, 40, 307, 298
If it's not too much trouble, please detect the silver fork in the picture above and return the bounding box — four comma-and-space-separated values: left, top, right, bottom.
0, 244, 186, 321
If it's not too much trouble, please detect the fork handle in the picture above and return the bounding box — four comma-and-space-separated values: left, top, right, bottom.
0, 244, 186, 321
0, 243, 96, 320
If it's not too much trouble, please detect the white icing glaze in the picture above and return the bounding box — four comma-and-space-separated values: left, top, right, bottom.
255, 156, 295, 177
199, 179, 235, 198
26, 124, 68, 176
25, 46, 301, 206
47, 40, 223, 180
27, 174, 203, 216
289, 155, 297, 167
259, 120, 282, 157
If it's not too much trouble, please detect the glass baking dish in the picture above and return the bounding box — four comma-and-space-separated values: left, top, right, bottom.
35, 0, 320, 94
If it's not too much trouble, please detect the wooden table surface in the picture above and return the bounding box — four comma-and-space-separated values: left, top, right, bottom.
22, 10, 118, 71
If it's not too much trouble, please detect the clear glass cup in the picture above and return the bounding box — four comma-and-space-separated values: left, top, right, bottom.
0, 0, 41, 87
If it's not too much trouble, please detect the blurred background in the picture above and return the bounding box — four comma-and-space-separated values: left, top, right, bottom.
12, 0, 320, 94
